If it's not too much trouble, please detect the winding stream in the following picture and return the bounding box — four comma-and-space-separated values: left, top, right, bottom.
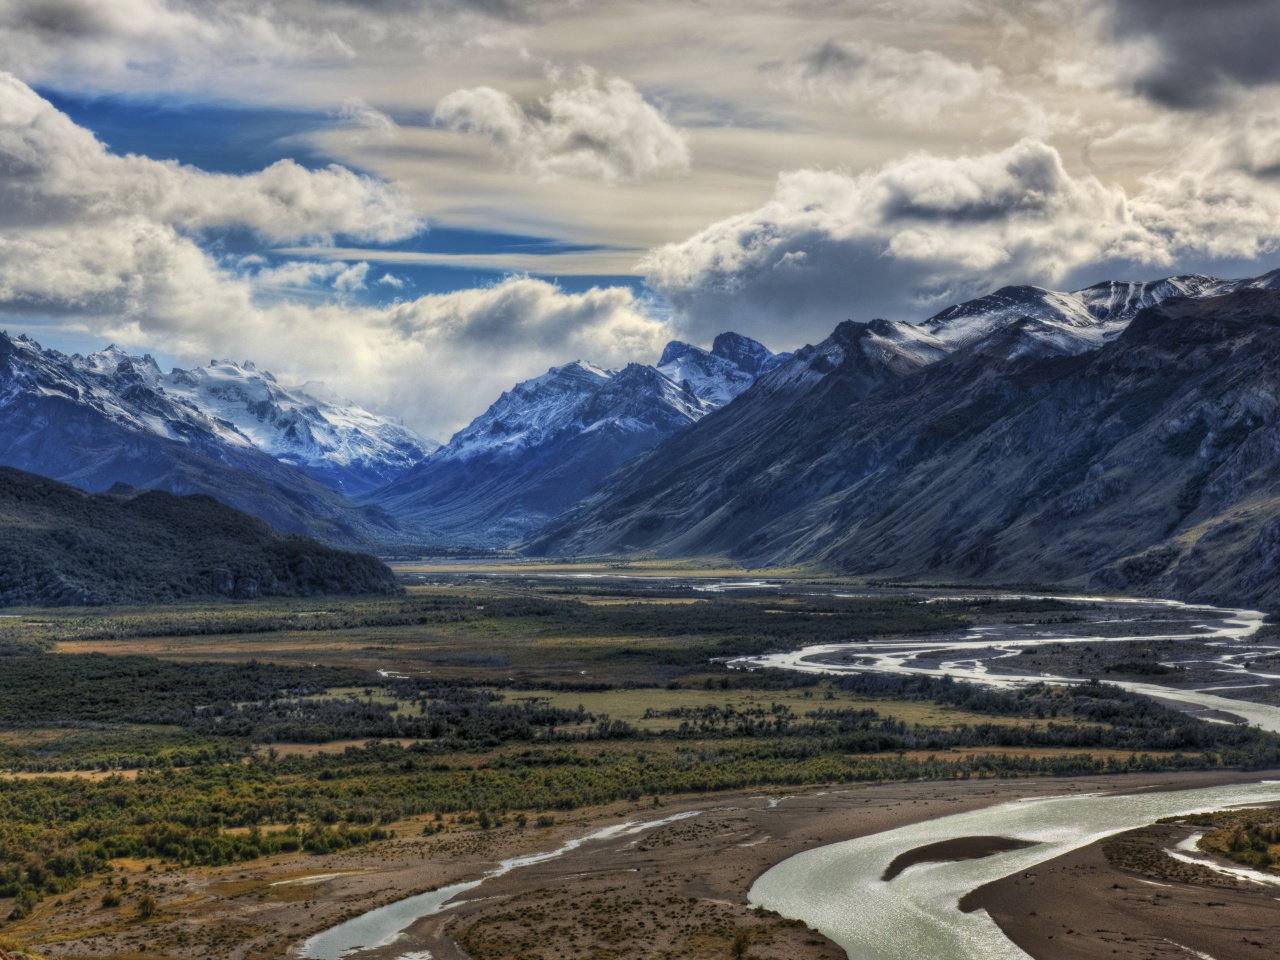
304, 590, 1280, 959
750, 780, 1280, 960
729, 596, 1280, 732
300, 811, 701, 959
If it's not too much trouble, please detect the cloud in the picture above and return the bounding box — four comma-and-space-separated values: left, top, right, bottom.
1095, 0, 1280, 109
0, 72, 421, 241
1128, 109, 1280, 263
0, 0, 535, 98
434, 69, 690, 183
364, 279, 667, 437
767, 39, 1004, 126
336, 96, 400, 142
642, 138, 1155, 342
0, 74, 666, 437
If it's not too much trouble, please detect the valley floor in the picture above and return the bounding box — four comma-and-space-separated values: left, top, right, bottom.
7, 771, 1267, 960
2, 574, 1279, 960
965, 815, 1280, 960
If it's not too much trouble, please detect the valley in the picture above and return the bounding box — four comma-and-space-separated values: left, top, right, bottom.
8, 263, 1280, 960
0, 571, 1277, 959
8, 8, 1280, 960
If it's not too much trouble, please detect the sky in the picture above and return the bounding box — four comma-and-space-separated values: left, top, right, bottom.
2, 0, 1280, 440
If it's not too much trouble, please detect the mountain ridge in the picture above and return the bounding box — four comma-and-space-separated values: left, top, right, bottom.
529, 285, 1280, 611
364, 332, 784, 546
0, 332, 412, 551
0, 466, 401, 607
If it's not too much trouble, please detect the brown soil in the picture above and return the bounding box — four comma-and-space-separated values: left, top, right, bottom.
12, 770, 1268, 960
962, 819, 1280, 959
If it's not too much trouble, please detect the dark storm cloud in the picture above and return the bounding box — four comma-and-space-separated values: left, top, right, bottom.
1102, 0, 1280, 108
793, 38, 869, 79
9, 0, 110, 36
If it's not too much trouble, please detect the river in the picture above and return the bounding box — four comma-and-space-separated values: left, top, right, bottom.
750, 779, 1280, 960
303, 590, 1280, 959
729, 595, 1280, 732
299, 811, 701, 959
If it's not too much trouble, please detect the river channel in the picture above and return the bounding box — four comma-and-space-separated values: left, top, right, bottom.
728, 595, 1280, 732
299, 811, 701, 959
750, 779, 1280, 960
306, 583, 1280, 960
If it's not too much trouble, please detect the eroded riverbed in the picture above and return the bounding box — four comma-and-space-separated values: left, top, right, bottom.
750, 779, 1280, 960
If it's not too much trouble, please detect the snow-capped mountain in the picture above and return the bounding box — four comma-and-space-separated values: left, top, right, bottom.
365, 333, 782, 546
529, 280, 1280, 612
430, 360, 617, 465
1073, 274, 1236, 322
0, 332, 410, 549
67, 348, 437, 494
919, 270, 1280, 362
924, 284, 1101, 346
656, 332, 791, 407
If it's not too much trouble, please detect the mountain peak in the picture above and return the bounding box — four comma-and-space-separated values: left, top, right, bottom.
711, 331, 774, 375
657, 340, 696, 367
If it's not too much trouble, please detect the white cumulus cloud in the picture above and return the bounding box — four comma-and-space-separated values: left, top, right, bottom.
0, 72, 421, 242
0, 74, 668, 437
643, 138, 1158, 342
434, 69, 690, 183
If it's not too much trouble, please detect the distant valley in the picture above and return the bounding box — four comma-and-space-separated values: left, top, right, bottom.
6, 269, 1280, 611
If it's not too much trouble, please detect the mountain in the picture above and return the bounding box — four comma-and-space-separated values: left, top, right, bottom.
919, 270, 1280, 361
656, 332, 792, 406
923, 284, 1105, 347
365, 333, 786, 546
528, 316, 953, 558
69, 348, 437, 495
0, 467, 401, 607
0, 332, 410, 550
530, 286, 1280, 611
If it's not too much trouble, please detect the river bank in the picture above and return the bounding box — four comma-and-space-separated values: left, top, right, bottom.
284, 770, 1267, 960
12, 770, 1272, 959
963, 819, 1280, 960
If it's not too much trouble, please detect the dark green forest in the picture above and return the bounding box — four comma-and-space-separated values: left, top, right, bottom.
0, 468, 401, 606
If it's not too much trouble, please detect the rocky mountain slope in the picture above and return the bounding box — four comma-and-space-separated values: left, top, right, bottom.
0, 332, 409, 550
531, 286, 1280, 611
0, 467, 400, 607
366, 334, 785, 546
656, 332, 791, 406
69, 347, 437, 495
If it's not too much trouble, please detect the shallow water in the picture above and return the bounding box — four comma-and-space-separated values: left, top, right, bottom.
750, 780, 1280, 960
300, 811, 701, 959
731, 596, 1280, 732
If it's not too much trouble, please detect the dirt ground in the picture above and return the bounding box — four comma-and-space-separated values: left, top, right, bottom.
9, 769, 1270, 960
964, 817, 1280, 960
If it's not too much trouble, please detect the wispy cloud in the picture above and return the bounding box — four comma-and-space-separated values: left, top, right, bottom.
766, 39, 1003, 126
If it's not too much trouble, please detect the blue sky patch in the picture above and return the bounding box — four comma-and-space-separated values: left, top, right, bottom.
39, 88, 334, 174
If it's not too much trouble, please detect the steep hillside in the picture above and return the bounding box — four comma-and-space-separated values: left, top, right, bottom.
0, 333, 410, 550
71, 350, 438, 495
0, 467, 401, 607
532, 290, 1280, 611
365, 333, 786, 546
